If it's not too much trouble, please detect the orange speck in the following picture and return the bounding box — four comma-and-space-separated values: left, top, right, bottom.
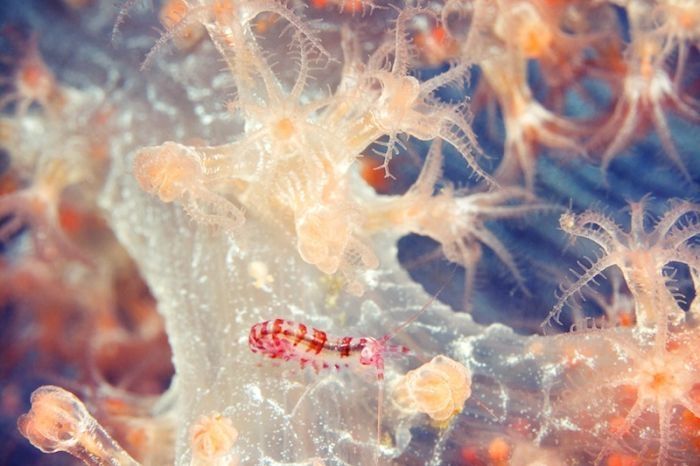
618, 384, 637, 403
58, 205, 84, 234
682, 408, 700, 432
342, 0, 363, 14
159, 0, 189, 28
273, 117, 295, 140
683, 396, 700, 445
521, 27, 552, 58
126, 426, 149, 450
595, 42, 627, 77
677, 12, 697, 30
487, 437, 509, 464
359, 157, 392, 193
89, 141, 109, 163
20, 64, 46, 89
460, 446, 481, 464
254, 13, 278, 34
311, 0, 327, 9
508, 417, 532, 436
649, 372, 669, 391
618, 311, 634, 327
415, 25, 458, 65
607, 453, 639, 466
431, 25, 447, 44
608, 416, 630, 435
158, 0, 205, 50
0, 174, 20, 196
666, 339, 681, 352
103, 397, 132, 415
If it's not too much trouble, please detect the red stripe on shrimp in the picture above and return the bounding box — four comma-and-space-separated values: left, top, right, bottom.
306, 328, 327, 354
293, 323, 307, 345
338, 336, 353, 357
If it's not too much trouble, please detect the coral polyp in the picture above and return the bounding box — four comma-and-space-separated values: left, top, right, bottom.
392, 355, 471, 423
546, 198, 700, 329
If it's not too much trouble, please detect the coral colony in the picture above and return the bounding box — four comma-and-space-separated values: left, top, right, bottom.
2, 0, 700, 465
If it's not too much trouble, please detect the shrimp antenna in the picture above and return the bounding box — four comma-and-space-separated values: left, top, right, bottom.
374, 267, 456, 465
384, 266, 457, 342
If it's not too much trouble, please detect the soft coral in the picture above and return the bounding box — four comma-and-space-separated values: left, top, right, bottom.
0, 156, 92, 264
365, 141, 554, 311
0, 32, 64, 116
587, 3, 700, 180
544, 321, 700, 465
545, 197, 700, 329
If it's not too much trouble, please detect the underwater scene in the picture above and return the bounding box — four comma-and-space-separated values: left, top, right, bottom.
1, 0, 700, 465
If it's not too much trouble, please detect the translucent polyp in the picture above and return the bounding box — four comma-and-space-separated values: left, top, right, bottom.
18, 385, 140, 466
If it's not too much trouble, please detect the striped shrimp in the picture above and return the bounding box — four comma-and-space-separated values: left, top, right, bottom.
248, 318, 410, 377
248, 282, 449, 463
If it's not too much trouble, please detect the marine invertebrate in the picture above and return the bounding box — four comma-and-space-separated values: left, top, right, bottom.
249, 317, 411, 374
133, 141, 245, 232
0, 157, 91, 263
454, 0, 601, 190
653, 0, 700, 86
189, 412, 238, 466
392, 355, 471, 423
366, 141, 553, 310
309, 0, 376, 14
655, 0, 700, 40
545, 198, 700, 328
132, 11, 379, 292
0, 33, 62, 116
157, 0, 206, 52
0, 85, 108, 264
542, 319, 700, 465
248, 260, 274, 290
570, 269, 637, 329
360, 7, 491, 183
478, 52, 589, 190
249, 283, 452, 462
18, 385, 140, 466
588, 2, 700, 179
123, 0, 331, 69
130, 3, 499, 294
249, 316, 413, 458
413, 24, 458, 67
